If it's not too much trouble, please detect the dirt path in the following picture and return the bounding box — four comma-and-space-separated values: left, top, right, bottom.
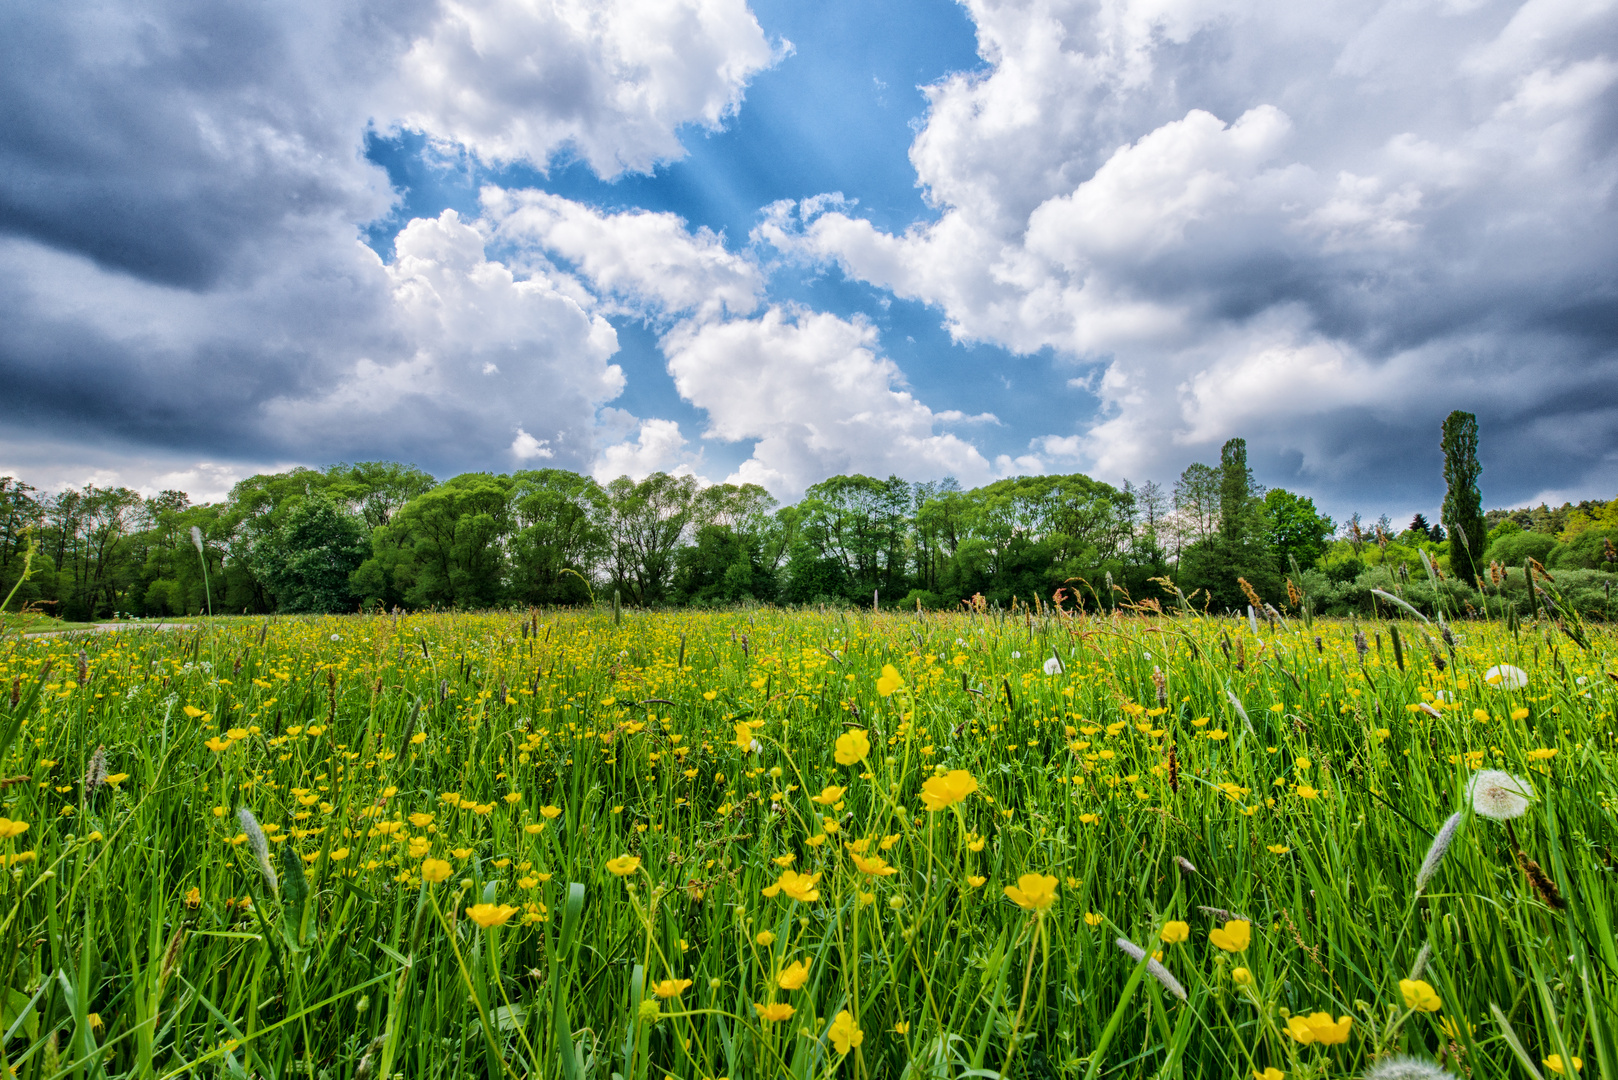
19, 621, 195, 637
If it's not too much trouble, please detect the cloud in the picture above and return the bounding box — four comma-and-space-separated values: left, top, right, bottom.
760, 0, 1618, 510
593, 417, 704, 482
390, 0, 780, 176
660, 306, 996, 497
0, 0, 783, 492
482, 186, 763, 320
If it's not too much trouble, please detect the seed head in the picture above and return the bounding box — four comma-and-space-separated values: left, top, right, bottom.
1114, 937, 1186, 1001
1415, 811, 1464, 895
190, 525, 204, 553
1467, 770, 1532, 821
1363, 1056, 1454, 1080
238, 807, 279, 899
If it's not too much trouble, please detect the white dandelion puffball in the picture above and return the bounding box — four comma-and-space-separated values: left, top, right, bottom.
1484, 664, 1528, 690
1468, 770, 1533, 820
1043, 656, 1063, 675
1010, 651, 1021, 659
1364, 1056, 1454, 1080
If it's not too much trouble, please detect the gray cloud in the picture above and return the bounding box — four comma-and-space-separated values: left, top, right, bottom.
761, 0, 1618, 514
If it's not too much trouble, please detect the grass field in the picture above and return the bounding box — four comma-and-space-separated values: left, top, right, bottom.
0, 605, 1611, 1079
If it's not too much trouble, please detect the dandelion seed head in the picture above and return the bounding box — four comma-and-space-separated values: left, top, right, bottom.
1483, 664, 1528, 690
1468, 770, 1532, 820
1364, 1056, 1454, 1080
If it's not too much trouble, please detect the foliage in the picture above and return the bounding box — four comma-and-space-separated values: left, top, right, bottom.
1441, 411, 1486, 584
0, 609, 1611, 1078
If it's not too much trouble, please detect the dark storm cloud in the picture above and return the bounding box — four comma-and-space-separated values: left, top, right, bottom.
0, 0, 435, 287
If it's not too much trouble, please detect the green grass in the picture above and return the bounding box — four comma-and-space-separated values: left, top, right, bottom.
0, 607, 1611, 1079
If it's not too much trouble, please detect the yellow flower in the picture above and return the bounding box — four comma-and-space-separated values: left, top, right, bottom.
828, 1010, 864, 1055
1003, 872, 1058, 911
330, 847, 349, 861
652, 978, 692, 999
410, 732, 427, 745
503, 792, 522, 804
919, 769, 978, 811
1284, 1012, 1352, 1045
1399, 978, 1442, 1013
755, 930, 777, 946
893, 1021, 910, 1034
1232, 967, 1253, 985
1209, 919, 1251, 953
777, 959, 811, 990
1084, 912, 1104, 927
540, 805, 563, 819
421, 858, 452, 883
1267, 845, 1291, 855
754, 1001, 794, 1022
524, 823, 545, 834
1296, 786, 1319, 800
850, 852, 897, 877
184, 886, 201, 908
605, 855, 641, 877
1544, 1056, 1583, 1075
204, 737, 232, 753
408, 813, 434, 828
182, 705, 205, 719
1254, 1069, 1283, 1080
876, 665, 904, 697
1510, 707, 1530, 721
1160, 920, 1190, 944
835, 729, 870, 766
1528, 748, 1558, 761
966, 875, 987, 888
762, 869, 821, 902
733, 723, 756, 752
465, 903, 519, 928
811, 785, 846, 805
0, 818, 30, 840
1078, 813, 1099, 825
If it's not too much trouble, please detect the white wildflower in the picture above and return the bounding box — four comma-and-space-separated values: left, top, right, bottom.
1043, 656, 1063, 676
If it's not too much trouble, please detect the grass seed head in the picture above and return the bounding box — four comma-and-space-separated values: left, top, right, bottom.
1115, 937, 1187, 1000
1415, 811, 1464, 895
238, 807, 278, 899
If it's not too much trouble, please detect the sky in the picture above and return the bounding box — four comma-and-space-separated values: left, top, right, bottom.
2, 0, 1616, 525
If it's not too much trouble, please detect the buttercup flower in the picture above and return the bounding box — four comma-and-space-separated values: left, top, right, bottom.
828, 1010, 864, 1054
605, 855, 641, 876
465, 903, 519, 928
777, 959, 811, 990
1210, 919, 1251, 952
651, 978, 692, 999
1285, 1012, 1352, 1045
1543, 1055, 1583, 1075
850, 852, 897, 877
762, 869, 821, 902
835, 729, 870, 765
420, 858, 452, 883
1004, 873, 1058, 911
920, 770, 979, 811
1160, 920, 1190, 944
754, 1001, 794, 1022
875, 665, 904, 697
1399, 978, 1442, 1013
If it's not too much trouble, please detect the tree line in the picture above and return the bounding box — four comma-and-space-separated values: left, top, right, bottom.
4, 413, 1615, 620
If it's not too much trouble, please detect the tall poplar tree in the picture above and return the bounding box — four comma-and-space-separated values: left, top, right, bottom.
1440, 410, 1485, 584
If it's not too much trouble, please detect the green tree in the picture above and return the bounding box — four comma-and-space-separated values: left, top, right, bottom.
508, 469, 608, 605
605, 472, 700, 605
1265, 489, 1334, 570
1440, 410, 1485, 584
360, 473, 513, 609
1219, 438, 1258, 541
252, 496, 369, 613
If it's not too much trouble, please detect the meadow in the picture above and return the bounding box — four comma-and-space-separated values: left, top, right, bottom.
0, 603, 1611, 1080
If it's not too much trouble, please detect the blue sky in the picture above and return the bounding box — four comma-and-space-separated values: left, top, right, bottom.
2, 0, 1616, 523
